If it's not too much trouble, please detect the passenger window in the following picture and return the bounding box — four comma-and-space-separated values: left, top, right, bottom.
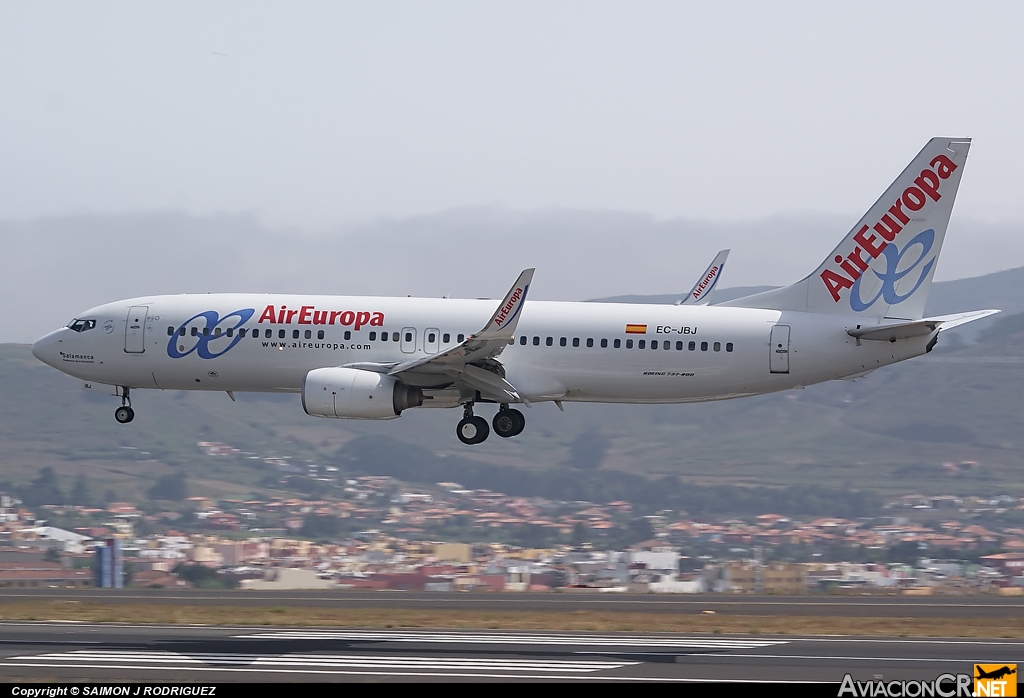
726, 342, 734, 352
227, 328, 233, 337
265, 329, 272, 339
714, 341, 721, 352
626, 339, 633, 348
318, 330, 325, 340
191, 327, 198, 337
381, 332, 388, 342
676, 341, 683, 350
428, 333, 436, 343
651, 340, 658, 349
444, 333, 451, 343
545, 337, 553, 346
203, 328, 210, 336
601, 339, 608, 348
179, 327, 186, 337
533, 336, 540, 346
167, 326, 174, 336
614, 339, 621, 348
663, 341, 669, 350
572, 338, 579, 348
369, 331, 377, 341
458, 334, 465, 342
304, 330, 312, 339
401, 332, 408, 342
587, 338, 594, 348
215, 328, 222, 337
520, 336, 527, 345
701, 341, 708, 351
560, 337, 567, 347
239, 328, 246, 338
689, 341, 696, 351
279, 329, 286, 339
344, 331, 351, 340
292, 330, 299, 339
638, 340, 646, 349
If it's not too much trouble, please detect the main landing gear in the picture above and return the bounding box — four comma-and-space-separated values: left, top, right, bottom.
456, 404, 489, 445
492, 404, 525, 438
456, 403, 525, 445
114, 386, 135, 424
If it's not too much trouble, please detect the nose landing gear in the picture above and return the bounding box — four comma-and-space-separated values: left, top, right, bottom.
114, 387, 135, 424
456, 403, 489, 445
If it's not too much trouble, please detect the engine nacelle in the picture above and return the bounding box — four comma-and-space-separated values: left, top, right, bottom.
301, 367, 423, 420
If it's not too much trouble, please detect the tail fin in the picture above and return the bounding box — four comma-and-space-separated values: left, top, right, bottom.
679, 249, 729, 305
722, 138, 971, 320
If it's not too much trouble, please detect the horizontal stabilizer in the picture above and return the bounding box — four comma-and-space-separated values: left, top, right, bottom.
848, 309, 1000, 342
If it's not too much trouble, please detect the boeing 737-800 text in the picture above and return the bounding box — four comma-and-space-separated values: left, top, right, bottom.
32, 138, 998, 444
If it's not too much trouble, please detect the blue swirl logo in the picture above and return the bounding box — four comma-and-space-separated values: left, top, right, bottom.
167, 308, 255, 359
850, 229, 935, 312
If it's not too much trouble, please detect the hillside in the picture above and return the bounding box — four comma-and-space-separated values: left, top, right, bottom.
3, 269, 1024, 505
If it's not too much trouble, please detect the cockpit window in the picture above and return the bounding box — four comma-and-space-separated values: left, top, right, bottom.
67, 319, 96, 333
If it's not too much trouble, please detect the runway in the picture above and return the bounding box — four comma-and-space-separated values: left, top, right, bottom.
4, 588, 1024, 618
0, 622, 1020, 683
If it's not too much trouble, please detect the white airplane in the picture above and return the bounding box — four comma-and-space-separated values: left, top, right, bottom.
32, 137, 999, 445
678, 249, 729, 305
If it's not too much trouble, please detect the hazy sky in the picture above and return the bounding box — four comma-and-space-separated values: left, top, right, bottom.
3, 3, 1024, 343
2, 2, 1023, 228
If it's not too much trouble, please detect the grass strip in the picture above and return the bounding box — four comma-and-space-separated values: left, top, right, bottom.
0, 602, 1022, 638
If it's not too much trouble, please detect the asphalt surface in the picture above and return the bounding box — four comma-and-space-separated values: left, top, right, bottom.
3, 589, 1024, 618
0, 622, 1020, 683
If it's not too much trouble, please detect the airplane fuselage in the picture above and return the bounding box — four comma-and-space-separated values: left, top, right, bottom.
31, 293, 931, 405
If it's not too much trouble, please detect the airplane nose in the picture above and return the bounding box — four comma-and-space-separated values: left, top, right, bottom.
31, 330, 61, 366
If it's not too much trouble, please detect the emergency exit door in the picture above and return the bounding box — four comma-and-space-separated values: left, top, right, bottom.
769, 324, 790, 374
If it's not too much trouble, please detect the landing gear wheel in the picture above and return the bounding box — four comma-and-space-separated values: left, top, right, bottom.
114, 406, 135, 424
493, 408, 526, 438
457, 416, 490, 445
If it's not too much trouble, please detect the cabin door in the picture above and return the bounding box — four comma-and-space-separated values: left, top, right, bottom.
124, 306, 149, 354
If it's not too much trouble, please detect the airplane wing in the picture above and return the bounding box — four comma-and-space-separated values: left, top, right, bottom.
847, 309, 1000, 342
345, 268, 535, 402
679, 249, 729, 305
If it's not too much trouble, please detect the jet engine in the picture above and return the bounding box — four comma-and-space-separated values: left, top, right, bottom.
302, 367, 423, 419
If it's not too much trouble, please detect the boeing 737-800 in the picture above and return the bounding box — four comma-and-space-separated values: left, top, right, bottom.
32, 137, 998, 444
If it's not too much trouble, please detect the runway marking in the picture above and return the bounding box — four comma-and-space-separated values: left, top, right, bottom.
686, 652, 1017, 663
236, 629, 787, 649
4, 650, 636, 677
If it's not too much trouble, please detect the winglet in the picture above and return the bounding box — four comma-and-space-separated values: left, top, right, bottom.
679, 250, 729, 305
474, 268, 535, 339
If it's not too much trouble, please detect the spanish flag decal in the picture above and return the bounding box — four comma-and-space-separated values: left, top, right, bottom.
625, 324, 647, 334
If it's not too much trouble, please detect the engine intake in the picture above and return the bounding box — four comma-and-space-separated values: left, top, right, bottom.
302, 367, 423, 420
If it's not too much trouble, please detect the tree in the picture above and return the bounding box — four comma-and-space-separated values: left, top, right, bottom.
71, 474, 94, 507
571, 521, 590, 547
565, 430, 611, 470
300, 514, 344, 541
23, 467, 64, 506
147, 473, 187, 501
